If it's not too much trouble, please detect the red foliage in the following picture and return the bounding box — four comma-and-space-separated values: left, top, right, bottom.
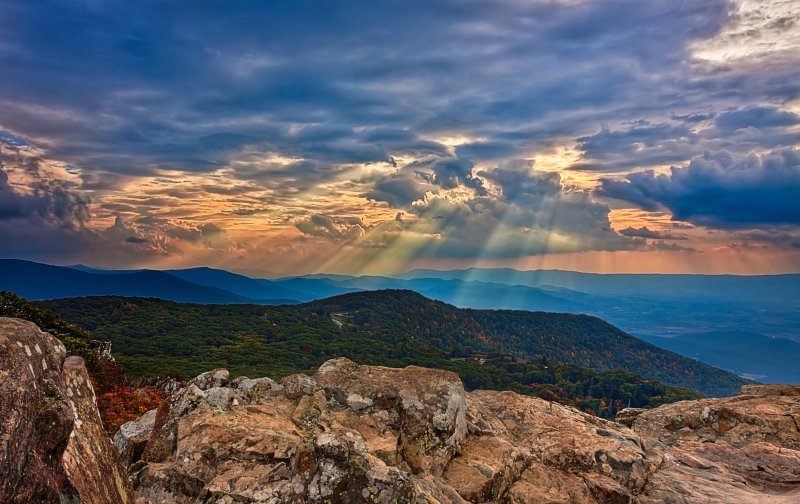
95, 385, 164, 432
537, 388, 559, 402
88, 355, 165, 432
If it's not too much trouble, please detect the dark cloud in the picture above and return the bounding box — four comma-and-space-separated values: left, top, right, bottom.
427, 157, 484, 192
715, 106, 800, 133
0, 144, 89, 227
367, 175, 429, 207
0, 0, 772, 182
618, 226, 687, 240
295, 215, 366, 242
646, 240, 696, 252
599, 149, 800, 227
0, 134, 239, 262
478, 160, 562, 202
2, 1, 795, 177
573, 123, 700, 171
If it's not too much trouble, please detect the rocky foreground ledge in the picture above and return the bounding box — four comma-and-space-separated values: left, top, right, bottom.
2, 317, 800, 503
0, 317, 130, 503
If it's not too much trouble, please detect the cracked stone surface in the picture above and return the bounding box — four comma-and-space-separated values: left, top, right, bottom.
121, 357, 800, 503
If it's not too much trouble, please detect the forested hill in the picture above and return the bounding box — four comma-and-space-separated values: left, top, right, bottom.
32, 292, 705, 419
304, 289, 749, 396
37, 289, 748, 398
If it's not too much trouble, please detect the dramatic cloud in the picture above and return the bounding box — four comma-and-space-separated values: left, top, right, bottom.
100, 216, 238, 257
0, 0, 798, 271
0, 146, 89, 227
0, 135, 241, 263
4, 0, 780, 180
367, 175, 430, 207
715, 106, 800, 133
310, 159, 642, 259
0, 139, 95, 260
295, 215, 366, 242
599, 149, 800, 228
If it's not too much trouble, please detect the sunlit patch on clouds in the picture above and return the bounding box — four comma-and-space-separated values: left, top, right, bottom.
692, 0, 800, 63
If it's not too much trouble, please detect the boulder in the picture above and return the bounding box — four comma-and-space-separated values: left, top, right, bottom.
456, 390, 654, 502
114, 409, 157, 467
314, 357, 468, 474
0, 317, 132, 504
61, 356, 133, 504
191, 368, 229, 390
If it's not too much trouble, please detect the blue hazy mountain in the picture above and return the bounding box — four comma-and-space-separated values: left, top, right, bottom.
329, 276, 589, 312
639, 331, 800, 384
397, 268, 800, 341
398, 268, 800, 304
268, 277, 360, 300
646, 331, 800, 383
165, 267, 307, 302
67, 264, 352, 302
0, 259, 250, 303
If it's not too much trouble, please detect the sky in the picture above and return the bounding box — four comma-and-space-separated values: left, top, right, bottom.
0, 0, 799, 276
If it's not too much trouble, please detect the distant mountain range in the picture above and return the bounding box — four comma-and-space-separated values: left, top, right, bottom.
2, 259, 589, 311
2, 259, 798, 383
399, 267, 800, 305
0, 260, 252, 304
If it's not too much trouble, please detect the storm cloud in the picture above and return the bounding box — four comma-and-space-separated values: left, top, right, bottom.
599, 149, 800, 228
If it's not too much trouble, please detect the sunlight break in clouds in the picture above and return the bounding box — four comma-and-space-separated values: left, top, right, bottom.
692, 0, 800, 62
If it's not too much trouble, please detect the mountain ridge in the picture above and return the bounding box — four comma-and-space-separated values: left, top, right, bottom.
0, 259, 252, 304
303, 289, 750, 396
37, 289, 749, 397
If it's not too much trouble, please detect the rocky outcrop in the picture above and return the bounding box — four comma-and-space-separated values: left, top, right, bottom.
629, 384, 800, 503
120, 357, 800, 503
0, 317, 132, 504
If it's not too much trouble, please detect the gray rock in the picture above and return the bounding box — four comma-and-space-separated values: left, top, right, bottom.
204, 386, 241, 410
345, 392, 373, 410
123, 357, 800, 504
114, 408, 157, 467
280, 373, 319, 399
190, 368, 229, 390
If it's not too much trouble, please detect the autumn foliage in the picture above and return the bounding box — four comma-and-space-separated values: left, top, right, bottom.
88, 352, 165, 432
94, 384, 164, 432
